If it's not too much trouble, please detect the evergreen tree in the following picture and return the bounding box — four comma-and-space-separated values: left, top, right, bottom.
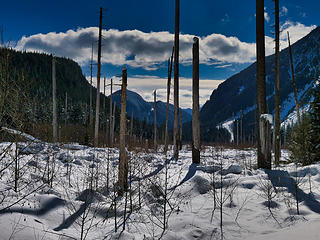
288, 113, 313, 165
310, 82, 320, 161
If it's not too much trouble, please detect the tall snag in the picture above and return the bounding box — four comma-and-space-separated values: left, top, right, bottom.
89, 42, 94, 128
52, 56, 57, 142
256, 0, 271, 169
192, 37, 201, 164
154, 90, 157, 151
118, 67, 128, 196
164, 47, 174, 154
274, 0, 281, 166
288, 31, 301, 125
173, 0, 180, 160
94, 6, 103, 147
109, 78, 113, 146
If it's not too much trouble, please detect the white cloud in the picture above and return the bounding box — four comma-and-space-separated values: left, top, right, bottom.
15, 27, 257, 69
15, 21, 316, 70
264, 21, 316, 56
280, 21, 316, 44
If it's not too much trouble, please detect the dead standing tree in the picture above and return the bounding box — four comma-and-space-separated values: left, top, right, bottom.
153, 90, 157, 151
89, 42, 94, 128
109, 78, 113, 146
118, 67, 128, 196
164, 47, 174, 154
274, 0, 281, 166
173, 0, 180, 160
94, 6, 103, 147
256, 0, 271, 169
288, 31, 301, 125
192, 37, 201, 164
52, 56, 57, 143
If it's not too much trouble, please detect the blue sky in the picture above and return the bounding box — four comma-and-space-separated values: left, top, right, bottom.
0, 0, 318, 107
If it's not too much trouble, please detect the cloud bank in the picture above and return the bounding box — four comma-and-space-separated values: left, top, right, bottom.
16, 21, 315, 70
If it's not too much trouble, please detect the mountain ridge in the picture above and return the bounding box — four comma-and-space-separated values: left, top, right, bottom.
112, 89, 192, 129
199, 26, 320, 142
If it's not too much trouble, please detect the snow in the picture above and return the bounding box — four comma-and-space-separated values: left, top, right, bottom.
222, 119, 234, 142
2, 127, 41, 142
1, 134, 320, 239
260, 114, 273, 124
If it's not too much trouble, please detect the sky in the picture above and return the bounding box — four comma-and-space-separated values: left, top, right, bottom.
0, 0, 318, 108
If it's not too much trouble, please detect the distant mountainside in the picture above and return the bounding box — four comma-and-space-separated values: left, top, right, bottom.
0, 48, 154, 143
200, 26, 320, 142
112, 90, 192, 129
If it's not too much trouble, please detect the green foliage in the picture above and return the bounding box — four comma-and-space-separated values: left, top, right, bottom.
309, 82, 320, 161
288, 114, 313, 165
0, 47, 154, 144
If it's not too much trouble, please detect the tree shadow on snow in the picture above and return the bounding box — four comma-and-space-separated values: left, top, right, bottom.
170, 163, 216, 190
265, 169, 320, 214
0, 196, 66, 216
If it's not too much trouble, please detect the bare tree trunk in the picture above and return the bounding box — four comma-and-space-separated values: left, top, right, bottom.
179, 111, 182, 150
118, 67, 128, 196
240, 110, 243, 145
89, 43, 94, 127
130, 111, 133, 138
288, 31, 301, 125
274, 0, 281, 166
192, 37, 200, 164
65, 92, 68, 126
112, 102, 116, 146
164, 47, 174, 154
260, 115, 272, 168
103, 77, 106, 147
52, 56, 57, 143
256, 0, 270, 169
109, 78, 113, 147
94, 7, 103, 147
173, 0, 180, 160
154, 90, 157, 151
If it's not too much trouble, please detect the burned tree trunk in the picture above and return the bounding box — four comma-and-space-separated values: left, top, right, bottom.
65, 92, 68, 126
89, 43, 94, 128
154, 90, 157, 151
112, 102, 116, 145
256, 0, 271, 169
260, 115, 272, 168
118, 67, 128, 196
192, 37, 200, 164
52, 56, 57, 143
173, 0, 180, 160
94, 6, 103, 147
274, 0, 281, 166
179, 110, 182, 150
103, 77, 106, 146
109, 78, 113, 147
288, 31, 301, 125
164, 47, 174, 154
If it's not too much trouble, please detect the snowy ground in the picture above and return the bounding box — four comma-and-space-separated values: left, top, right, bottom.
1, 137, 320, 239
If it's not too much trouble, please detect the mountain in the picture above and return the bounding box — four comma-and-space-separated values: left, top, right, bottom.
200, 26, 320, 142
112, 90, 192, 129
0, 47, 154, 143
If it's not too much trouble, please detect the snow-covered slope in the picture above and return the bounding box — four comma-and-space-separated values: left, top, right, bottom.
1, 134, 320, 239
201, 26, 320, 141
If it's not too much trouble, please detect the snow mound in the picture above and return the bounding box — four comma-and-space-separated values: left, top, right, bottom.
223, 165, 243, 175
192, 175, 211, 194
